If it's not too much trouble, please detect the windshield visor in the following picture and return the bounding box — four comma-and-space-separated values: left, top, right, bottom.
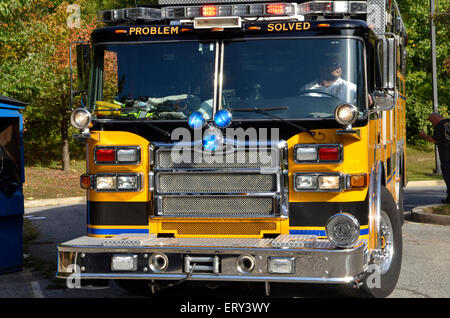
91, 41, 216, 120
221, 38, 365, 119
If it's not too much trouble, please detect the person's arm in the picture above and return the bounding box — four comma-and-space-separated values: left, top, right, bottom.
419, 130, 436, 144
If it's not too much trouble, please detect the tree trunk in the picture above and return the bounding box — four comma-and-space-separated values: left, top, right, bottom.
61, 113, 70, 172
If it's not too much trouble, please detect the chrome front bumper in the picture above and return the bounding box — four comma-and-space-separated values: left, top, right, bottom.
57, 234, 368, 284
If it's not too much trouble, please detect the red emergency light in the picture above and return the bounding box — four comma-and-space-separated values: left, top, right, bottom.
266, 4, 286, 15
318, 147, 341, 161
95, 148, 116, 163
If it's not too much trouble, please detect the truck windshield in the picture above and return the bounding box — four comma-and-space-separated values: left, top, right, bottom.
221, 38, 365, 120
91, 41, 216, 120
91, 37, 365, 121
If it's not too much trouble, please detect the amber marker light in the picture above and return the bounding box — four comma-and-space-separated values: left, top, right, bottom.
80, 174, 91, 190
114, 29, 128, 34
202, 5, 217, 17
348, 174, 367, 188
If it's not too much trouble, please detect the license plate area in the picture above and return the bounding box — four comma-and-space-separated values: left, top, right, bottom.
184, 255, 220, 274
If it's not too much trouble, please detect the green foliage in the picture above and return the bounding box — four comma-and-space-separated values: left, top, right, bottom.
398, 0, 450, 146
0, 0, 96, 167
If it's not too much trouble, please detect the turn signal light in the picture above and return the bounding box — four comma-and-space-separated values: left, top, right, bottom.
348, 174, 367, 188
80, 174, 91, 189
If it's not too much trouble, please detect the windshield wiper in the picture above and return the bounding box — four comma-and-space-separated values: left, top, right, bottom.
227, 106, 315, 137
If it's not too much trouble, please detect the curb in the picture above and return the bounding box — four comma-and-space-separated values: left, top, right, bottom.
410, 204, 450, 226
405, 180, 445, 188
24, 196, 86, 209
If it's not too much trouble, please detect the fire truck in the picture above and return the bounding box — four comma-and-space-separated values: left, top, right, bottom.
59, 0, 407, 297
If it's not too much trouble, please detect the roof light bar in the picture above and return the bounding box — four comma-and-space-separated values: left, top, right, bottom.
98, 7, 162, 23
162, 3, 296, 19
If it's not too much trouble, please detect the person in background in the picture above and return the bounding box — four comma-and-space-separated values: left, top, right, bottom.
420, 112, 450, 203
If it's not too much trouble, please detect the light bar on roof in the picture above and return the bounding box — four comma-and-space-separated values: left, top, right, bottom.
98, 7, 162, 23
162, 3, 296, 19
159, 0, 287, 4
298, 1, 367, 15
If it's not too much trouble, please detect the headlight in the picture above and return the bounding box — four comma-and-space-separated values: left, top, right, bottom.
117, 175, 139, 190
96, 176, 117, 190
294, 175, 318, 190
294, 173, 342, 192
318, 175, 341, 191
334, 104, 358, 126
94, 174, 141, 192
70, 108, 92, 130
326, 213, 360, 248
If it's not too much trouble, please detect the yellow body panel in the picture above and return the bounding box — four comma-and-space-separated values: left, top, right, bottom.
287, 128, 369, 203
87, 131, 150, 202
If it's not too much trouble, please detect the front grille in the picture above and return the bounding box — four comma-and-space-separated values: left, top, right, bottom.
155, 148, 277, 169
152, 144, 287, 220
157, 196, 274, 217
156, 172, 277, 193
161, 221, 278, 236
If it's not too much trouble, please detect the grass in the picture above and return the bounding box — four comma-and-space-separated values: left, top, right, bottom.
423, 205, 450, 216
406, 144, 442, 181
23, 159, 86, 200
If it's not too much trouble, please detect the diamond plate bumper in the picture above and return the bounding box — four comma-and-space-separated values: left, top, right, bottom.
57, 234, 368, 284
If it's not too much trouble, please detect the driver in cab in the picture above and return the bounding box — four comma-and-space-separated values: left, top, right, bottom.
299, 55, 357, 103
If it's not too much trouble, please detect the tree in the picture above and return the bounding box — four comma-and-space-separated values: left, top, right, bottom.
0, 0, 97, 171
398, 0, 449, 146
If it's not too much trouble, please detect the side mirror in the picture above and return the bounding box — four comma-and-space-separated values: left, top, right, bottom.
374, 35, 398, 111
70, 41, 91, 109
375, 37, 397, 90
373, 89, 397, 111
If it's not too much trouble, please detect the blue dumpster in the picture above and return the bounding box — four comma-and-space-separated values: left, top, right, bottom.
0, 94, 26, 274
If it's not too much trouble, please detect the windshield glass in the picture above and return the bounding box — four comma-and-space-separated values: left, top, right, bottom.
91, 37, 365, 121
91, 41, 216, 120
221, 38, 365, 119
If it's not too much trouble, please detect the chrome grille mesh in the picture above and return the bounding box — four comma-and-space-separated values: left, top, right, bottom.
156, 149, 276, 169
153, 145, 285, 218
157, 173, 277, 193
158, 196, 274, 217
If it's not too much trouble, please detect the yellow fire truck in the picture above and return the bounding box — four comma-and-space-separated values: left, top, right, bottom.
59, 0, 407, 297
